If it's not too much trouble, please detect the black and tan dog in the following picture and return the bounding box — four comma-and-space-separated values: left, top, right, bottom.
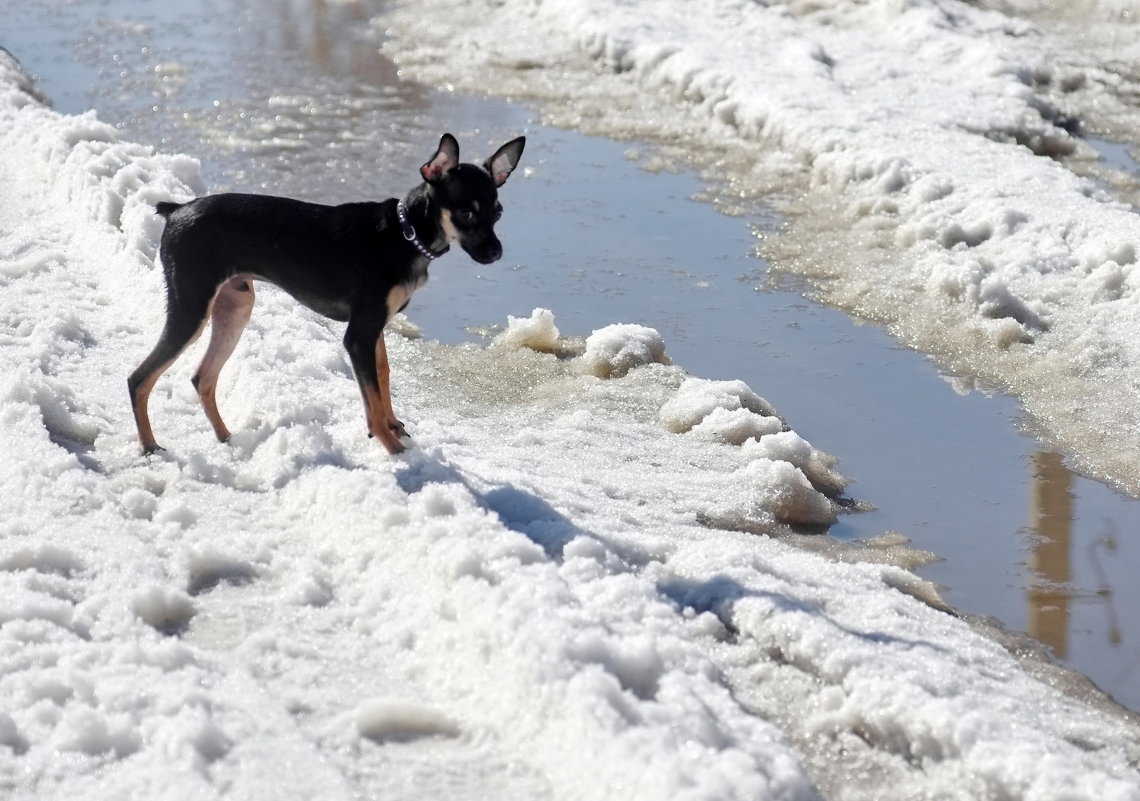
128, 133, 525, 455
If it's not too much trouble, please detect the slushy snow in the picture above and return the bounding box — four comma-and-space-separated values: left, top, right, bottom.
2, 30, 1140, 801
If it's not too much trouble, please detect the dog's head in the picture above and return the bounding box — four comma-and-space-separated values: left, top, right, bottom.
420, 133, 526, 265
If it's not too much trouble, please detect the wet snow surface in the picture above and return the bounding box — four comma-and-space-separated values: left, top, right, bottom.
3, 0, 1140, 799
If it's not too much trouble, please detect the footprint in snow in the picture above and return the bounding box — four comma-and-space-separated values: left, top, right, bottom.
356, 698, 461, 745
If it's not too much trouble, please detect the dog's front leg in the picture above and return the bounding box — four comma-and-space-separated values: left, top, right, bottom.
374, 334, 407, 439
344, 313, 406, 454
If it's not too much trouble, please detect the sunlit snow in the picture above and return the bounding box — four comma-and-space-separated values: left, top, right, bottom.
2, 4, 1140, 797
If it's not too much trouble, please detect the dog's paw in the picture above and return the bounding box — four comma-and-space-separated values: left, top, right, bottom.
376, 434, 407, 455
368, 422, 409, 454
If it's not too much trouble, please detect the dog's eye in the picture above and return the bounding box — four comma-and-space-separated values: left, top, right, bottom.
455, 209, 476, 225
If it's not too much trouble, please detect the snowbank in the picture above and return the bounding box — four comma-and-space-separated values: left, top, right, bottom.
377, 0, 1140, 494
2, 49, 1139, 801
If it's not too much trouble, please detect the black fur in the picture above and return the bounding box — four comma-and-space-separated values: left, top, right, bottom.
128, 133, 525, 455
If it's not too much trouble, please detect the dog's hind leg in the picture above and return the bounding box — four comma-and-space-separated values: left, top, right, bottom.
128, 289, 215, 454
192, 276, 256, 443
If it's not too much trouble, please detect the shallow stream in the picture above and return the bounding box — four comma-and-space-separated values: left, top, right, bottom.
5, 0, 1138, 711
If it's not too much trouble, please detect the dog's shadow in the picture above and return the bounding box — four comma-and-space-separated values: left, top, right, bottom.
394, 451, 579, 561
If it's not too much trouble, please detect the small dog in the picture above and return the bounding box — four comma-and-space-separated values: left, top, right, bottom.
128, 133, 525, 455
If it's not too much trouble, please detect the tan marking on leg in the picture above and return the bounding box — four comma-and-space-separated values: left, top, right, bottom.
374, 333, 406, 439
386, 284, 411, 321
193, 277, 256, 442
362, 382, 405, 454
132, 367, 168, 453
130, 312, 211, 453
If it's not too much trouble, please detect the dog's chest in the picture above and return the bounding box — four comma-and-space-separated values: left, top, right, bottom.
385, 272, 429, 320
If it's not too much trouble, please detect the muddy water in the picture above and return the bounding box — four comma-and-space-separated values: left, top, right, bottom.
5, 0, 1138, 710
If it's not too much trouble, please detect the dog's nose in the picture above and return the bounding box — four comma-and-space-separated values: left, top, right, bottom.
463, 236, 503, 264
481, 242, 503, 263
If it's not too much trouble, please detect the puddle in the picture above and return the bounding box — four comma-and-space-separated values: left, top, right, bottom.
1083, 135, 1140, 212
1088, 135, 1140, 175
4, 0, 1139, 711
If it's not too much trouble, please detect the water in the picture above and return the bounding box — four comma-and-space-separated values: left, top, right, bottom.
1089, 136, 1140, 174
4, 0, 1138, 711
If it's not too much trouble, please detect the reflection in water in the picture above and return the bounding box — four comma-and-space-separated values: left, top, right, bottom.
246, 0, 392, 82
1087, 525, 1122, 647
1027, 452, 1140, 705
1028, 451, 1073, 658
1027, 452, 1124, 669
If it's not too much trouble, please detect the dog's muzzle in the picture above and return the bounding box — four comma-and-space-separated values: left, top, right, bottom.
466, 239, 503, 265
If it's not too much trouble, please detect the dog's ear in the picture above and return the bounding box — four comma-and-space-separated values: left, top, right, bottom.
421, 133, 460, 183
483, 136, 526, 188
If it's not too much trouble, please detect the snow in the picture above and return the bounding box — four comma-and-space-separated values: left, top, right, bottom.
660, 379, 780, 436
579, 322, 671, 378
2, 24, 1140, 801
494, 307, 564, 353
377, 0, 1140, 496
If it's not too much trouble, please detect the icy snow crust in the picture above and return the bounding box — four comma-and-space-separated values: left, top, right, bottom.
1, 47, 1139, 801
378, 0, 1140, 494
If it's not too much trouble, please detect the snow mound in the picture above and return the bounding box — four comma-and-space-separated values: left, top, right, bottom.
0, 47, 47, 107
494, 306, 562, 352
655, 377, 843, 525
743, 431, 848, 498
660, 377, 780, 434
688, 406, 784, 446
709, 457, 839, 528
577, 322, 670, 378
131, 585, 197, 635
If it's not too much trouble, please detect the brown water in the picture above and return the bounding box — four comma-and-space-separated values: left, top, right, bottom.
4, 0, 1137, 711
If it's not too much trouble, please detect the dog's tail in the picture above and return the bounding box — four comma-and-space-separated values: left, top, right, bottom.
155, 201, 183, 218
